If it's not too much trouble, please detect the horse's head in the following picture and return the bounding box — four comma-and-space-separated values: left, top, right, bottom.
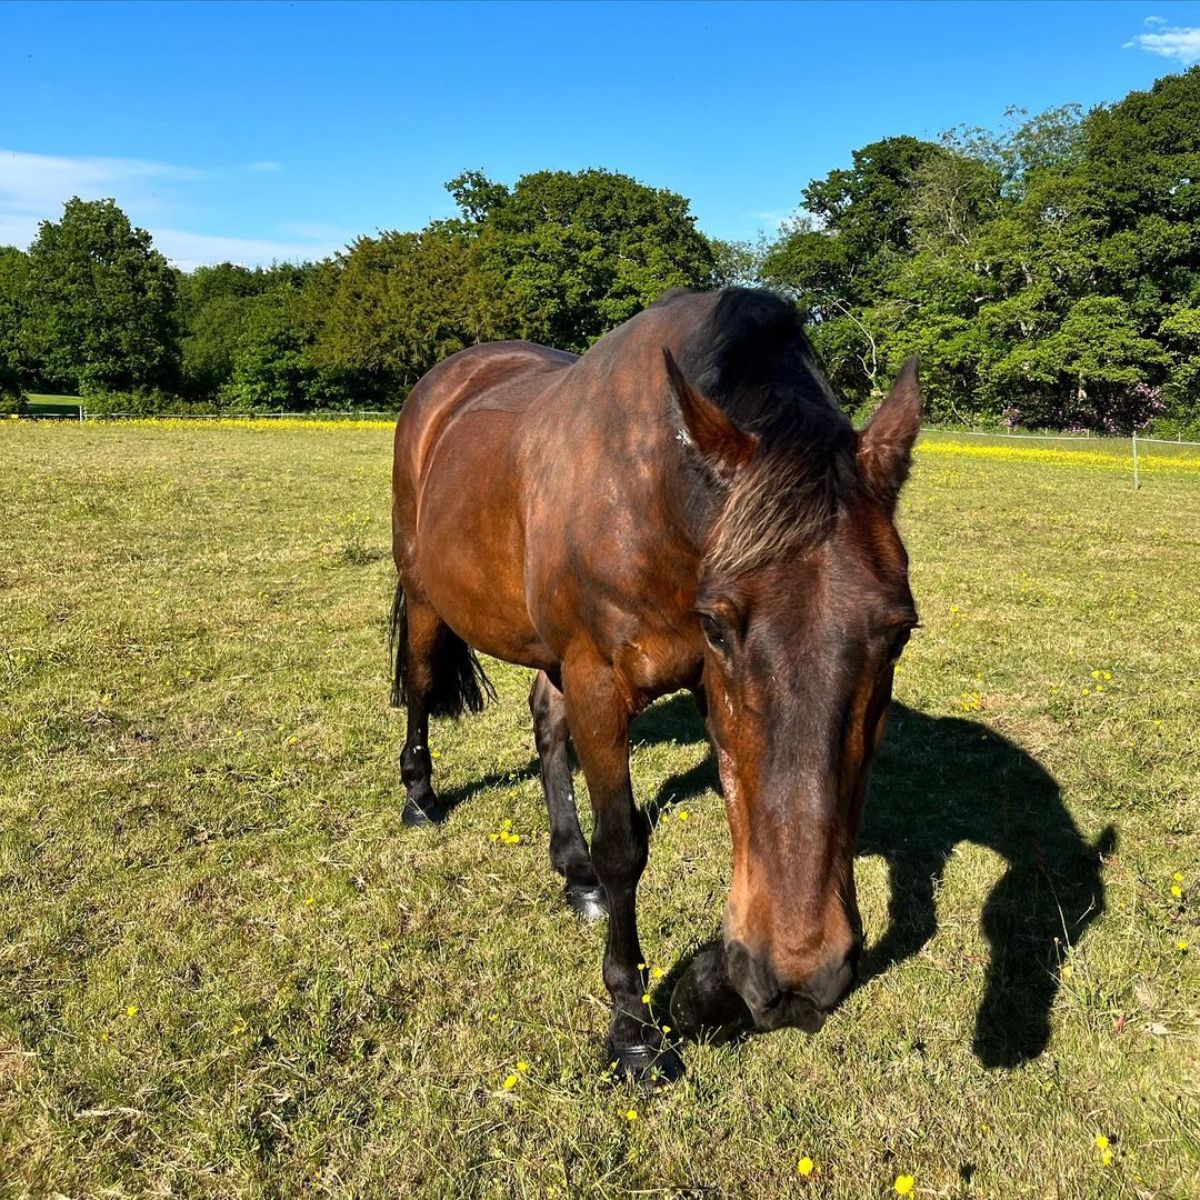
666, 347, 921, 1033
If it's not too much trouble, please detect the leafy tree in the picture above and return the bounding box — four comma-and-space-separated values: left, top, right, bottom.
298, 224, 487, 400
24, 198, 181, 394
220, 284, 350, 412
462, 168, 717, 350
179, 262, 316, 400
0, 246, 31, 405
764, 137, 949, 314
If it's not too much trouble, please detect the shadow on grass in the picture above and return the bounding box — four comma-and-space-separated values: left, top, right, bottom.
428, 689, 712, 825
637, 695, 1115, 1070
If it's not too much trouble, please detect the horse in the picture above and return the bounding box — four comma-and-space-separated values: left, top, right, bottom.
389, 287, 921, 1083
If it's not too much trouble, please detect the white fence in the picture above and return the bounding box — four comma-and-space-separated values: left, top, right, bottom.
919, 426, 1200, 489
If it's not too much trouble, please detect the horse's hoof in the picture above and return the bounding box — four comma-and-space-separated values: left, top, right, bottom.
608, 1039, 685, 1088
565, 883, 608, 921
669, 946, 752, 1041
402, 796, 439, 826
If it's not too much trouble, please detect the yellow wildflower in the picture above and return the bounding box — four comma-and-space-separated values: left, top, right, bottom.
1095, 1135, 1109, 1151
625, 1108, 638, 1121
1177, 940, 1189, 952
125, 1005, 138, 1018
797, 1155, 815, 1177
642, 993, 651, 1004
517, 1060, 529, 1072
502, 1073, 518, 1090
894, 1175, 915, 1195
651, 966, 665, 980
1174, 871, 1183, 882
1101, 1148, 1113, 1166
662, 1024, 672, 1034
1171, 884, 1183, 898
303, 896, 315, 907
677, 809, 690, 821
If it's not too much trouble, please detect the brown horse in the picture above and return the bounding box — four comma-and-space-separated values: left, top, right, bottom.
390, 288, 921, 1083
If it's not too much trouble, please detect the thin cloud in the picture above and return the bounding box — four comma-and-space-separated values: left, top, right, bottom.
153, 227, 343, 272
0, 147, 342, 268
250, 160, 283, 172
1124, 23, 1200, 64
0, 148, 203, 218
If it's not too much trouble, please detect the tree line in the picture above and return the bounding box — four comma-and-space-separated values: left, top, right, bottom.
2, 66, 1199, 435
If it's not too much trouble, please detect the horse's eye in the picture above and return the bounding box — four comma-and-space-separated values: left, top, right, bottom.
699, 613, 727, 652
890, 628, 912, 662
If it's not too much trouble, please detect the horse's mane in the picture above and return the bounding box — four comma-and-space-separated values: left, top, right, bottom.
671, 288, 860, 576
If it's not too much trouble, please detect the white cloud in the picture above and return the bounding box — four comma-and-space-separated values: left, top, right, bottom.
151, 228, 343, 272
0, 148, 342, 268
0, 148, 202, 218
1124, 23, 1200, 64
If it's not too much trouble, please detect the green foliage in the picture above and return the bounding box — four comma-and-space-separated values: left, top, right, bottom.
219, 285, 351, 412
297, 225, 485, 400
179, 263, 323, 403
8, 74, 1200, 431
462, 168, 717, 351
762, 72, 1200, 432
22, 198, 181, 394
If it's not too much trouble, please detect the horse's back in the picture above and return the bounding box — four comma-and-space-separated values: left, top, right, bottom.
392, 341, 579, 670
394, 341, 577, 498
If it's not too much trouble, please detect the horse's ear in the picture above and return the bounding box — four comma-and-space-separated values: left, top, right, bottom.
858, 355, 922, 509
663, 347, 757, 472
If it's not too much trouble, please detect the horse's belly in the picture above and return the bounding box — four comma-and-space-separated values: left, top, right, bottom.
413, 410, 556, 671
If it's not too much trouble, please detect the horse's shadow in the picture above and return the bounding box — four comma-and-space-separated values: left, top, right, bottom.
638, 696, 1115, 1069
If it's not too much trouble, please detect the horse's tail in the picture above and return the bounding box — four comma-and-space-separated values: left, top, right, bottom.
389, 581, 496, 717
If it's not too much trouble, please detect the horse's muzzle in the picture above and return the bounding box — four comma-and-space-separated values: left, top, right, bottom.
725, 939, 860, 1032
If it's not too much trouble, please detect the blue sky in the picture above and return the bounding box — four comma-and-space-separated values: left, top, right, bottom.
2, 0, 1199, 269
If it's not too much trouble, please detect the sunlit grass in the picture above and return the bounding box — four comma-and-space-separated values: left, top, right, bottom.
0, 422, 1196, 1197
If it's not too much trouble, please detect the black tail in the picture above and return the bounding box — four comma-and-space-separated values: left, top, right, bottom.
389, 582, 496, 718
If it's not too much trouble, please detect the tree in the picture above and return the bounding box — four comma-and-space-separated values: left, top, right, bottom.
219, 285, 350, 411
0, 246, 31, 405
24, 198, 181, 394
462, 168, 717, 351
179, 262, 317, 400
297, 224, 488, 400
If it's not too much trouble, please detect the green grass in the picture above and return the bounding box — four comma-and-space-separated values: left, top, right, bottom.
0, 422, 1197, 1198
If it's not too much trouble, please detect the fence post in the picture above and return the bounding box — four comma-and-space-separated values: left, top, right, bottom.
1132, 430, 1140, 490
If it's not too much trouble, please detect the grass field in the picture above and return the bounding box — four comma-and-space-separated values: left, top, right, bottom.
1, 421, 1197, 1198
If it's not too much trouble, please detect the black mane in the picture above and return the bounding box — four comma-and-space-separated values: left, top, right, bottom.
678, 288, 851, 439
669, 287, 862, 574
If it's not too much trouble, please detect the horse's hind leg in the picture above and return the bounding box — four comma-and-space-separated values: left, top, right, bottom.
395, 592, 443, 826
529, 670, 606, 919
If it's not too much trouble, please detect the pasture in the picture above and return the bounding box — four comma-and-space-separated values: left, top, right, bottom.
0, 420, 1197, 1198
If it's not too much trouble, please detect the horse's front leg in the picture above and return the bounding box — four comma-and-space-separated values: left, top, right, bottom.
563, 655, 684, 1085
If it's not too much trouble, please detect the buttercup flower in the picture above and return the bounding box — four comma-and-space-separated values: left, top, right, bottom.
502, 1073, 518, 1090
797, 1155, 815, 1177
894, 1175, 915, 1195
